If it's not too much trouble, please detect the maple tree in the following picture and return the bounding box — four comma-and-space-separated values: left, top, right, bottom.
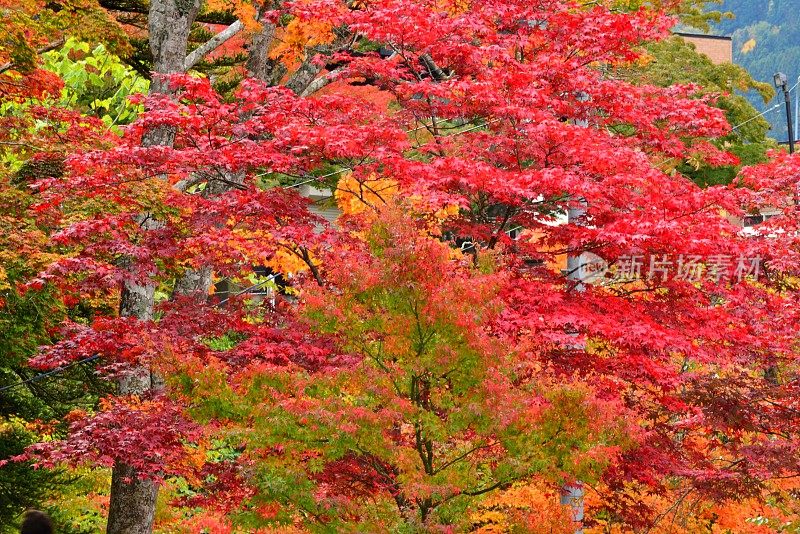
3, 0, 800, 531
0, 2, 133, 526
612, 33, 776, 187
183, 205, 634, 529
0, 0, 128, 101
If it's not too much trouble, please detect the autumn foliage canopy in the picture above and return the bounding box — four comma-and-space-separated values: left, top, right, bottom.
4, 0, 800, 531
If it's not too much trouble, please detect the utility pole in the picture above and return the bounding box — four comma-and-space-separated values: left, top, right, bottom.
561, 93, 590, 534
774, 72, 794, 153
794, 75, 799, 142
562, 199, 587, 534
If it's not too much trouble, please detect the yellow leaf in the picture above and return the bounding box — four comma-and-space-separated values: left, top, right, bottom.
270, 18, 335, 63
335, 172, 398, 215
268, 244, 311, 275
0, 265, 9, 291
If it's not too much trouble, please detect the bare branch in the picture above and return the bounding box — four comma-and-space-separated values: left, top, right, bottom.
0, 38, 66, 75
300, 67, 344, 96
183, 20, 243, 72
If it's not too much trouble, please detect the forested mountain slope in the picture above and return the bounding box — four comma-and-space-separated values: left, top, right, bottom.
714, 0, 800, 142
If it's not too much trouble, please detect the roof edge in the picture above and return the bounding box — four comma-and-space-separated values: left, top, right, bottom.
673, 32, 733, 42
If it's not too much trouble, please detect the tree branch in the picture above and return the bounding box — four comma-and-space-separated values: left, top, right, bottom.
100, 0, 237, 24
432, 442, 498, 475
420, 53, 448, 81
0, 38, 66, 75
300, 67, 344, 96
183, 20, 243, 72
462, 478, 510, 496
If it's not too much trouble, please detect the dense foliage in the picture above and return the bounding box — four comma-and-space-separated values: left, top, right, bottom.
3, 0, 800, 532
617, 35, 775, 186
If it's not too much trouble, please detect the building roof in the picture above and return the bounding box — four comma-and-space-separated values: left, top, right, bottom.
673, 32, 732, 42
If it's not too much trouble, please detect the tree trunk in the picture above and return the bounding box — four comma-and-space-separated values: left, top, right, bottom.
173, 265, 213, 298
147, 0, 201, 91
105, 1, 200, 532
106, 363, 160, 534
107, 462, 159, 534
106, 276, 160, 534
245, 18, 284, 84
172, 14, 280, 299
285, 52, 328, 96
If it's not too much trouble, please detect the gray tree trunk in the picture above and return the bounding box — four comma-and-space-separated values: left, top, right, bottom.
108, 5, 345, 528
106, 1, 200, 532
246, 19, 285, 84
285, 31, 352, 96
173, 265, 213, 297
285, 55, 324, 95
107, 463, 159, 534
148, 0, 201, 90
171, 15, 281, 299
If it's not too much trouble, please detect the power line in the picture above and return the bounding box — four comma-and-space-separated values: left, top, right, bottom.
0, 355, 100, 393
732, 78, 800, 131
279, 167, 352, 190
277, 118, 500, 190
731, 103, 782, 131
0, 276, 279, 394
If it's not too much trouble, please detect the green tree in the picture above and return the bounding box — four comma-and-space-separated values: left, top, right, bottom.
0, 13, 137, 527
43, 38, 149, 129
615, 35, 776, 185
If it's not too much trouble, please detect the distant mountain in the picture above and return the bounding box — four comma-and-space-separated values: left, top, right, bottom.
712, 0, 800, 142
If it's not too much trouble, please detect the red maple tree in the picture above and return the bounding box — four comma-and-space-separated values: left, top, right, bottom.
12, 0, 800, 531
